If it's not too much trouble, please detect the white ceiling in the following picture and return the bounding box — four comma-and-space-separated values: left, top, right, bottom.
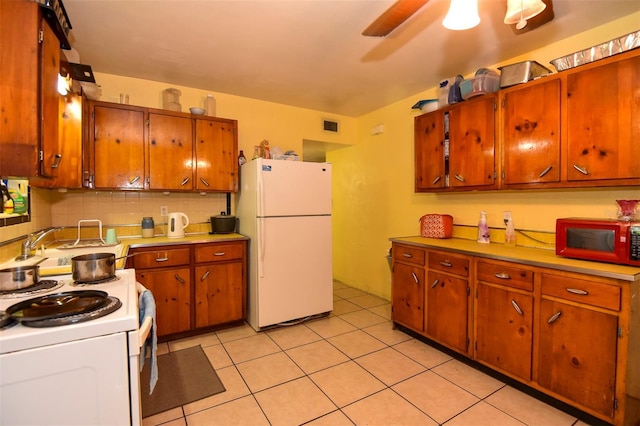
63, 0, 639, 117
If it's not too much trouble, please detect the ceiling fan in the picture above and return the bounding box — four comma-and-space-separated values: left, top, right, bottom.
361, 0, 554, 37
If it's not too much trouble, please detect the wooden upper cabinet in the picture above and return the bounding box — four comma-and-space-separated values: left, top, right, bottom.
448, 95, 497, 189
195, 118, 238, 192
502, 78, 561, 186
415, 111, 445, 191
0, 2, 59, 178
32, 95, 83, 188
566, 54, 640, 182
89, 103, 146, 189
148, 113, 193, 190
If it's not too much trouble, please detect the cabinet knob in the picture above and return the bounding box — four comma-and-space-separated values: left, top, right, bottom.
200, 270, 210, 281
454, 174, 465, 182
495, 272, 511, 280
200, 177, 210, 187
411, 272, 419, 284
566, 288, 589, 296
174, 274, 186, 284
430, 279, 439, 288
547, 311, 562, 324
180, 177, 190, 186
51, 154, 62, 168
439, 261, 453, 268
129, 176, 140, 185
402, 253, 413, 258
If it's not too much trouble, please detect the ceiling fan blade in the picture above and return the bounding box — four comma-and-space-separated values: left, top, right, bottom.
362, 0, 430, 37
511, 0, 554, 34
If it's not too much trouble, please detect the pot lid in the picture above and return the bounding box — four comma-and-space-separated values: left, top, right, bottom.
5, 290, 109, 322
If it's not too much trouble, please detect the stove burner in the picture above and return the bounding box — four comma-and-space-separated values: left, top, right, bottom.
20, 296, 122, 328
72, 275, 121, 286
0, 280, 63, 299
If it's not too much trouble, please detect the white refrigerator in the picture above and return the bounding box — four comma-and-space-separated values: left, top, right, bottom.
237, 158, 333, 331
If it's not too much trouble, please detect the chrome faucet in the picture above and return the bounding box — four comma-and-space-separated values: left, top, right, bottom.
15, 227, 63, 261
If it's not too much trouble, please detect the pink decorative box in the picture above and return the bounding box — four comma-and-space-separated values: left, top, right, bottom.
420, 214, 453, 239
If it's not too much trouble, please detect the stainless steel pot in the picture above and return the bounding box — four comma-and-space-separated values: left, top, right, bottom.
71, 253, 117, 283
0, 265, 40, 291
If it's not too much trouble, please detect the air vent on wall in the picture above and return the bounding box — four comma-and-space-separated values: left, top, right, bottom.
322, 119, 339, 133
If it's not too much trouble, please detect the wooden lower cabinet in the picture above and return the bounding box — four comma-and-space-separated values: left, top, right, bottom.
194, 242, 247, 328
537, 298, 618, 418
128, 240, 247, 338
390, 242, 640, 425
475, 283, 533, 381
136, 267, 192, 336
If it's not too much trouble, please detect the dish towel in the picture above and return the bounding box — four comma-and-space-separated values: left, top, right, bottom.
138, 284, 158, 394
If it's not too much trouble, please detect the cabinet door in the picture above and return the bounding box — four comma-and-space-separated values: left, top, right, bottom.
414, 111, 446, 191
391, 262, 424, 331
475, 283, 532, 380
537, 298, 617, 418
31, 95, 83, 188
194, 262, 244, 328
566, 55, 640, 181
91, 104, 145, 189
148, 113, 193, 190
449, 96, 496, 189
136, 268, 191, 336
0, 2, 56, 178
503, 79, 560, 185
195, 119, 238, 192
426, 271, 468, 353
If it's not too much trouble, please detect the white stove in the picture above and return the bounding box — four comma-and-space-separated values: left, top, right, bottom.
0, 268, 143, 425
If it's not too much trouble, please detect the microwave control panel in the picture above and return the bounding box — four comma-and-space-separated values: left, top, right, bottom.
631, 225, 640, 261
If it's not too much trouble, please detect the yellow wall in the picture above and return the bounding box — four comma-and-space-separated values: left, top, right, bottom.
93, 74, 358, 157
328, 14, 640, 299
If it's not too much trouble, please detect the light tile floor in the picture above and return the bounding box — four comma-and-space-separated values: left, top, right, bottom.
142, 281, 596, 426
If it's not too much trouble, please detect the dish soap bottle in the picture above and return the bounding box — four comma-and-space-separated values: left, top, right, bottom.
504, 212, 516, 247
477, 211, 490, 244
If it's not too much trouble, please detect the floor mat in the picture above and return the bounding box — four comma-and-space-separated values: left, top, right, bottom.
140, 345, 226, 418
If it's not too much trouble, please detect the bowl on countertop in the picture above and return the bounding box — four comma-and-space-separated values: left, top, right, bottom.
189, 107, 205, 115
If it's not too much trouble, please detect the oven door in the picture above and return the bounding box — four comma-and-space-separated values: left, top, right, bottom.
0, 332, 132, 425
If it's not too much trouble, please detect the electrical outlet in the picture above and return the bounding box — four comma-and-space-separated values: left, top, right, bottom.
160, 206, 168, 216
503, 211, 513, 225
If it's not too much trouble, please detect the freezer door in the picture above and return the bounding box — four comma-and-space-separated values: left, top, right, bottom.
253, 215, 333, 328
258, 159, 331, 217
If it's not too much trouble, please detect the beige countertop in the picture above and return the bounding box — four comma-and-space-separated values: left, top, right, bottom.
123, 232, 248, 249
390, 236, 640, 282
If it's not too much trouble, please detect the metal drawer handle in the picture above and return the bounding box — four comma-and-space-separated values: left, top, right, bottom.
175, 274, 186, 284
129, 175, 140, 185
51, 154, 62, 168
547, 311, 562, 324
402, 253, 413, 258
539, 165, 552, 178
214, 252, 226, 256
411, 272, 419, 284
200, 270, 210, 281
439, 261, 453, 267
566, 288, 589, 295
200, 177, 210, 187
180, 177, 190, 186
430, 279, 439, 288
155, 257, 169, 262
431, 175, 441, 184
454, 174, 465, 182
511, 300, 523, 316
572, 164, 589, 175
495, 272, 511, 280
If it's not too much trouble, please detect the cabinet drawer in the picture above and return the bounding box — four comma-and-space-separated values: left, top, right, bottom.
195, 242, 245, 263
392, 244, 426, 266
477, 260, 533, 291
132, 247, 191, 269
428, 251, 469, 277
541, 274, 621, 311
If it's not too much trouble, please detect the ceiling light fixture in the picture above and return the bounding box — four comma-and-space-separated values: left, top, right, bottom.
504, 0, 546, 30
443, 0, 480, 31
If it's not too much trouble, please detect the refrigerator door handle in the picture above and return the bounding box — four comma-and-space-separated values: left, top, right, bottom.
258, 219, 265, 278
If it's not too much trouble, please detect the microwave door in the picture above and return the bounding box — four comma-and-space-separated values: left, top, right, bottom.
566, 228, 616, 252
